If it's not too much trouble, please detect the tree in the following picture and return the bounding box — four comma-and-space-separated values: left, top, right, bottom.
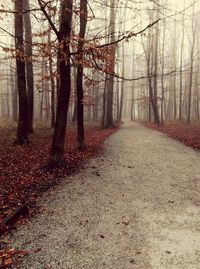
160, 20, 166, 124
141, 8, 160, 125
105, 0, 116, 128
49, 41, 56, 128
172, 19, 177, 120
38, 0, 74, 167
179, 7, 185, 121
24, 0, 34, 133
14, 0, 29, 144
50, 0, 73, 166
187, 2, 197, 124
152, 4, 160, 125
131, 45, 135, 121
76, 0, 88, 150
118, 0, 128, 122
48, 20, 56, 128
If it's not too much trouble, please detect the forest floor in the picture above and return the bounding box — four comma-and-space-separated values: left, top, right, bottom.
144, 121, 200, 151
1, 121, 200, 268
0, 124, 117, 232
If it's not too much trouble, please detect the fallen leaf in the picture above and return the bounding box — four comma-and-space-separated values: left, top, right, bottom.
4, 257, 12, 266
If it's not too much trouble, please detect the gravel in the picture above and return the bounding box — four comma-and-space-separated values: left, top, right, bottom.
4, 121, 200, 269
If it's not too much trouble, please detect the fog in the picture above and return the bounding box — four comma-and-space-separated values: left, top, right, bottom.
1, 2, 200, 265
0, 0, 200, 125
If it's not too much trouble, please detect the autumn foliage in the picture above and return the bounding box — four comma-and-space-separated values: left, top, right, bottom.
0, 248, 28, 268
145, 122, 200, 150
0, 126, 118, 224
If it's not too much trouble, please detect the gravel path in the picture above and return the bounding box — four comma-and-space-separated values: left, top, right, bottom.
6, 121, 200, 269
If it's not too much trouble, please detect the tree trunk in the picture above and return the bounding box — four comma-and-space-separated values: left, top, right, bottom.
161, 21, 166, 125
118, 0, 128, 121
48, 0, 73, 167
187, 3, 196, 124
119, 45, 124, 122
24, 0, 34, 133
153, 10, 160, 125
101, 77, 107, 127
196, 32, 200, 119
141, 6, 160, 125
131, 45, 135, 121
14, 0, 29, 144
48, 30, 56, 128
179, 8, 185, 121
105, 0, 116, 128
76, 0, 87, 150
172, 19, 177, 120
11, 64, 18, 122
72, 67, 77, 123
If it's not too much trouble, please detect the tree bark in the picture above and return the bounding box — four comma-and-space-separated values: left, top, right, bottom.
48, 30, 56, 128
24, 0, 34, 133
153, 8, 160, 125
179, 8, 185, 121
160, 21, 166, 125
14, 0, 29, 144
48, 0, 73, 167
101, 77, 107, 127
72, 66, 77, 123
76, 0, 87, 150
105, 0, 116, 128
187, 3, 196, 124
11, 64, 18, 122
131, 45, 135, 121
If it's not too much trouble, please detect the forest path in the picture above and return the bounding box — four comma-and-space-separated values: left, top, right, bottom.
7, 121, 200, 269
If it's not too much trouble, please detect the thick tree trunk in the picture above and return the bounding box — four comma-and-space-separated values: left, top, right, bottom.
24, 0, 34, 133
14, 0, 29, 144
48, 0, 73, 167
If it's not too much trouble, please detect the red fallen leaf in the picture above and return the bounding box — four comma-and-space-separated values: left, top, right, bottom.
18, 250, 29, 257
6, 249, 19, 256
3, 257, 12, 266
145, 122, 200, 151
0, 125, 119, 230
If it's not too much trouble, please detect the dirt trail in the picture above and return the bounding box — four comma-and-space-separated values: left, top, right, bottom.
5, 121, 200, 269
